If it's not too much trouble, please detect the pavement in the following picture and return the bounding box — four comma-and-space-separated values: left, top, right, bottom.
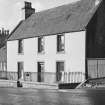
0, 79, 58, 89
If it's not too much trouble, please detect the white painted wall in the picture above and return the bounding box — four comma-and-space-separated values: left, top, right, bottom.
65, 32, 85, 73
7, 31, 85, 77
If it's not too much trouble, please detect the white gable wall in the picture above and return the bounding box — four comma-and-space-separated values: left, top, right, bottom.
66, 32, 85, 73
7, 31, 86, 82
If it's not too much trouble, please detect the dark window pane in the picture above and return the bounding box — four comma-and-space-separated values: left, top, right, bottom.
18, 39, 23, 54
38, 37, 44, 53
57, 34, 65, 52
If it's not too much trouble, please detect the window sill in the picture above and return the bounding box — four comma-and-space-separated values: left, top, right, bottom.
56, 51, 65, 54
18, 53, 24, 55
37, 51, 45, 55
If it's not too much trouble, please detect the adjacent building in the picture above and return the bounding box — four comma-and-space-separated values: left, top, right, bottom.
7, 0, 105, 84
0, 28, 9, 78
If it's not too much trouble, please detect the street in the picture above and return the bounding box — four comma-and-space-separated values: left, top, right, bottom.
0, 88, 105, 105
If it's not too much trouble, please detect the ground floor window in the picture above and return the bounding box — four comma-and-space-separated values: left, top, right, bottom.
17, 62, 24, 80
37, 62, 45, 82
56, 61, 64, 82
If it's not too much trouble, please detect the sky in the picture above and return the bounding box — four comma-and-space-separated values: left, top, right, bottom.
0, 0, 79, 32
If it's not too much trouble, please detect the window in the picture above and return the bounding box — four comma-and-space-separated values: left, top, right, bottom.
18, 39, 23, 54
37, 62, 44, 82
38, 37, 44, 53
56, 61, 64, 81
57, 34, 65, 52
17, 62, 24, 80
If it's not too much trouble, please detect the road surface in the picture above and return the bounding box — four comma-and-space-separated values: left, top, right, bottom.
0, 88, 105, 105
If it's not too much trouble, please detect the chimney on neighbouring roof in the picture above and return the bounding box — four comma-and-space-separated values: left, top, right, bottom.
0, 28, 9, 36
22, 1, 35, 19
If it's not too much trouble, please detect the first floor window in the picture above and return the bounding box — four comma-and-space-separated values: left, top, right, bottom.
38, 36, 44, 53
18, 39, 24, 54
56, 61, 64, 81
57, 34, 65, 52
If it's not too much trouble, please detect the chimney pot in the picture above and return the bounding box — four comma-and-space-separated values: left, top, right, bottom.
25, 1, 31, 8
2, 28, 4, 35
7, 30, 9, 35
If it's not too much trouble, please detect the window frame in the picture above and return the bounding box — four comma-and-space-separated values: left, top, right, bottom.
37, 36, 45, 54
18, 39, 24, 54
57, 33, 65, 53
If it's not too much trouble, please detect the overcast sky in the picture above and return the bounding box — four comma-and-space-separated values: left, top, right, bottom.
0, 0, 79, 32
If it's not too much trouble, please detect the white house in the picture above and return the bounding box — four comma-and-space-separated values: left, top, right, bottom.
7, 0, 105, 84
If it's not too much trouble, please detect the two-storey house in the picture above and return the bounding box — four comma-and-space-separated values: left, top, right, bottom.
7, 0, 105, 84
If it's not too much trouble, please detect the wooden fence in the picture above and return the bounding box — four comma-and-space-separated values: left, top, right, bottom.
88, 59, 105, 78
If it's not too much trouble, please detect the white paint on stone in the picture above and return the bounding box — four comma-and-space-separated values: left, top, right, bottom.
7, 31, 86, 82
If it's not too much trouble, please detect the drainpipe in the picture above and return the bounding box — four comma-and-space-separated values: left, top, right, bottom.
85, 31, 88, 80
97, 60, 99, 78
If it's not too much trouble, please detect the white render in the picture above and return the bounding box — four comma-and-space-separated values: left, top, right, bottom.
7, 31, 86, 82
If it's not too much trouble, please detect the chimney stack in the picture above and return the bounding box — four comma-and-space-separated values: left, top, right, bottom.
22, 1, 35, 19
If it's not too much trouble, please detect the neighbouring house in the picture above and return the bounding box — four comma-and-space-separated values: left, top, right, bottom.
0, 28, 9, 79
7, 0, 105, 84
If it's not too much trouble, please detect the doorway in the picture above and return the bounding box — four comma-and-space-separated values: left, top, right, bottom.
56, 61, 64, 82
37, 62, 44, 82
17, 62, 24, 80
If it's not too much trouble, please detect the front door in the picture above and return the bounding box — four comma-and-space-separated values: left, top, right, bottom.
17, 62, 24, 80
56, 62, 64, 82
37, 62, 44, 82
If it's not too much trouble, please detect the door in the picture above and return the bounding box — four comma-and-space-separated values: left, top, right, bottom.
37, 62, 44, 82
17, 62, 24, 80
56, 62, 64, 82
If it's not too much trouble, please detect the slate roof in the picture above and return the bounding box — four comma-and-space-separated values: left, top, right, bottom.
8, 0, 102, 41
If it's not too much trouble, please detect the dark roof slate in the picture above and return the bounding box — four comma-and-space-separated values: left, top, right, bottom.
8, 0, 102, 40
